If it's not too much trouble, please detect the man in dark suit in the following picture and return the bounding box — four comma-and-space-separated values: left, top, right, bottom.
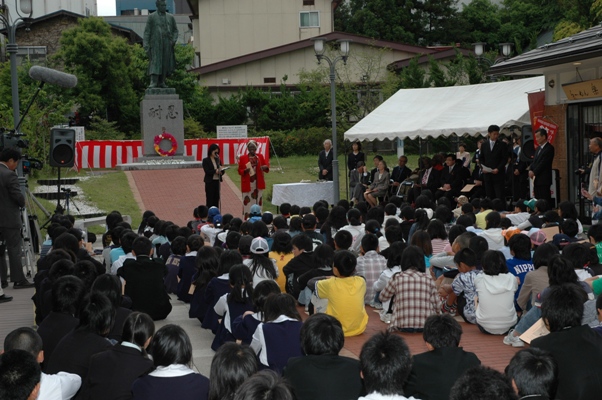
0, 147, 33, 289
479, 125, 508, 201
512, 148, 530, 201
529, 128, 554, 202
408, 160, 441, 203
436, 154, 467, 200
390, 155, 411, 196
318, 139, 333, 181
404, 315, 481, 400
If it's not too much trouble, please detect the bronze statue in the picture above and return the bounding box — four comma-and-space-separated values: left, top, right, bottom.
143, 0, 179, 88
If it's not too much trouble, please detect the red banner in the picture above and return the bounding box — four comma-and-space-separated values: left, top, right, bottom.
533, 117, 558, 147
527, 91, 545, 127
75, 137, 270, 170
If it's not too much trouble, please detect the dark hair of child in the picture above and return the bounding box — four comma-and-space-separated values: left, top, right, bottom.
333, 230, 353, 250
361, 233, 379, 253
240, 221, 252, 236
434, 205, 453, 224
413, 209, 430, 231
588, 223, 602, 243
469, 236, 489, 263
427, 219, 448, 240
547, 255, 579, 286
132, 236, 153, 256
249, 253, 278, 280
541, 283, 586, 332
271, 231, 292, 254
461, 203, 474, 215
218, 250, 244, 275
560, 219, 579, 238
272, 216, 288, 230
400, 245, 426, 272
365, 219, 382, 237
454, 248, 477, 268
400, 206, 415, 221
263, 293, 302, 322
252, 280, 281, 315
508, 234, 532, 260
315, 207, 330, 224
290, 205, 301, 216
209, 342, 258, 400
410, 230, 433, 257
250, 221, 269, 238
194, 246, 220, 287
347, 209, 362, 226
186, 234, 204, 253
78, 292, 115, 337
532, 243, 559, 269
232, 370, 294, 400
91, 274, 123, 311
384, 203, 397, 217
291, 233, 313, 253
170, 236, 187, 256
74, 260, 98, 291
384, 225, 403, 244
228, 264, 253, 304
48, 259, 75, 282
52, 276, 85, 315
448, 225, 466, 246
423, 314, 463, 348
313, 244, 334, 268
150, 324, 193, 368
280, 203, 291, 215
122, 312, 155, 356
300, 313, 344, 356
386, 241, 406, 269
505, 348, 558, 400
384, 218, 400, 229
333, 250, 357, 277
481, 250, 509, 276
485, 211, 501, 230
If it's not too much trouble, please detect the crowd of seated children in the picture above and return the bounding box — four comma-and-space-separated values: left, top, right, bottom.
250, 293, 303, 374
379, 245, 439, 332
232, 280, 281, 345
212, 264, 254, 351
311, 250, 369, 336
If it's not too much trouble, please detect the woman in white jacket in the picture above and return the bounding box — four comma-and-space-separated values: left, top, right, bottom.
478, 212, 505, 251
474, 250, 518, 335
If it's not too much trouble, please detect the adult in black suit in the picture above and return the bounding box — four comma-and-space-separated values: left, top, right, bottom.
404, 315, 481, 400
79, 312, 155, 400
202, 143, 225, 208
408, 157, 441, 203
117, 236, 172, 321
46, 292, 114, 379
512, 148, 530, 201
479, 125, 508, 201
318, 139, 334, 181
528, 128, 555, 202
347, 141, 365, 177
531, 284, 602, 400
435, 154, 467, 200
390, 155, 412, 196
0, 147, 33, 289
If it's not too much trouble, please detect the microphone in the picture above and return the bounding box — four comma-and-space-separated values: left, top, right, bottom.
29, 66, 78, 88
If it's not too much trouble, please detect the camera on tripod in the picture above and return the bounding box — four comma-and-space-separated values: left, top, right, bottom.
0, 130, 44, 176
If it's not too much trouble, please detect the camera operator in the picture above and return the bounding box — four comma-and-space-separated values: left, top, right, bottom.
0, 147, 34, 289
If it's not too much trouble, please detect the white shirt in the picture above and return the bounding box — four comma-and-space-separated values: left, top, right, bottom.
39, 372, 82, 400
359, 392, 418, 400
148, 364, 197, 377
111, 252, 135, 275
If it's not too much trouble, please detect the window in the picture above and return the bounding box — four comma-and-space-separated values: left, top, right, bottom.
303, 0, 315, 5
263, 77, 276, 84
300, 11, 319, 27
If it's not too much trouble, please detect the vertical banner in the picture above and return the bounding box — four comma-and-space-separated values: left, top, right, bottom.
533, 117, 559, 146
527, 91, 545, 127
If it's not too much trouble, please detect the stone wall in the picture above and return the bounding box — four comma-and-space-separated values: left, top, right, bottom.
16, 16, 80, 59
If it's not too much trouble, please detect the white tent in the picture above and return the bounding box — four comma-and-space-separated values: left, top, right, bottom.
344, 76, 545, 142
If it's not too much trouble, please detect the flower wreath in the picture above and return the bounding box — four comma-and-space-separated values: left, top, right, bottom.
154, 133, 177, 157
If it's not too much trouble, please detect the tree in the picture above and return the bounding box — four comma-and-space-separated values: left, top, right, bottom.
54, 17, 141, 135
401, 56, 427, 89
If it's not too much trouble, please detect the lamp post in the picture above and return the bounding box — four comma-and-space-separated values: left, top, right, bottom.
312, 37, 351, 204
472, 41, 513, 69
0, 0, 32, 132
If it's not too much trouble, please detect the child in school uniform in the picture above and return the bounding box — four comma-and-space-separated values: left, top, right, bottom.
251, 293, 303, 374
312, 250, 369, 337
202, 250, 243, 333
211, 265, 254, 351
232, 280, 281, 345
188, 246, 219, 323
177, 235, 204, 303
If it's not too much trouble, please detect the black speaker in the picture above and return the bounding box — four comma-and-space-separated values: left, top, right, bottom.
520, 124, 534, 162
49, 128, 75, 168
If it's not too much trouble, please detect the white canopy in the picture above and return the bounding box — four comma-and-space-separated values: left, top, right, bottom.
344, 76, 545, 141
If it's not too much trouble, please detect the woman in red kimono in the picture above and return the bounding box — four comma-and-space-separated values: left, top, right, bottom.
238, 140, 269, 217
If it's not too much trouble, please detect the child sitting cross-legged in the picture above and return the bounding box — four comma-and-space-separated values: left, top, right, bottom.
438, 248, 482, 324
379, 245, 439, 332
310, 250, 369, 337
232, 279, 281, 345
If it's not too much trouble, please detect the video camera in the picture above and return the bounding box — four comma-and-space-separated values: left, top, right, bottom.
0, 129, 44, 175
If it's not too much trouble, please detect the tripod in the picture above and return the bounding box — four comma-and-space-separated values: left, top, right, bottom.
61, 187, 81, 215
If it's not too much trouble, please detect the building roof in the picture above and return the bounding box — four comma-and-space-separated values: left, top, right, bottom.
388, 47, 474, 71
2, 10, 143, 44
490, 24, 602, 76
190, 31, 437, 75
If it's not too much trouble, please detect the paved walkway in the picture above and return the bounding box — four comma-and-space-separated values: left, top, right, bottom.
126, 168, 244, 225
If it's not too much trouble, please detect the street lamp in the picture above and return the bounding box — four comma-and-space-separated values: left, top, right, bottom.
472, 41, 513, 67
0, 0, 33, 132
312, 37, 351, 204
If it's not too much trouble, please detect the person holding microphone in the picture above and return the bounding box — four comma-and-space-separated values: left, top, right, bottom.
203, 144, 225, 208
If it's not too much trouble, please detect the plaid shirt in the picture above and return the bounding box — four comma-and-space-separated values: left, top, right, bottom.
356, 251, 388, 304
379, 269, 439, 330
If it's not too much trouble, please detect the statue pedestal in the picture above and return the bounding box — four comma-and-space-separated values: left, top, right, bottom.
141, 88, 184, 157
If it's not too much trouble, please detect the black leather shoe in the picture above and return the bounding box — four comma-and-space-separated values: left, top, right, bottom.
13, 280, 34, 289
1, 281, 7, 289
0, 294, 13, 303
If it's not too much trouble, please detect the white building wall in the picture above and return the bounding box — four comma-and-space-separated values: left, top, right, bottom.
29, 0, 97, 18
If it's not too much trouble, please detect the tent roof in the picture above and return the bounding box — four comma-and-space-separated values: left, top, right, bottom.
344, 76, 545, 142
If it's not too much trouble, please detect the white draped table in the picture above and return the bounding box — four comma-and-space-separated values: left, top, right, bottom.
271, 181, 335, 207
